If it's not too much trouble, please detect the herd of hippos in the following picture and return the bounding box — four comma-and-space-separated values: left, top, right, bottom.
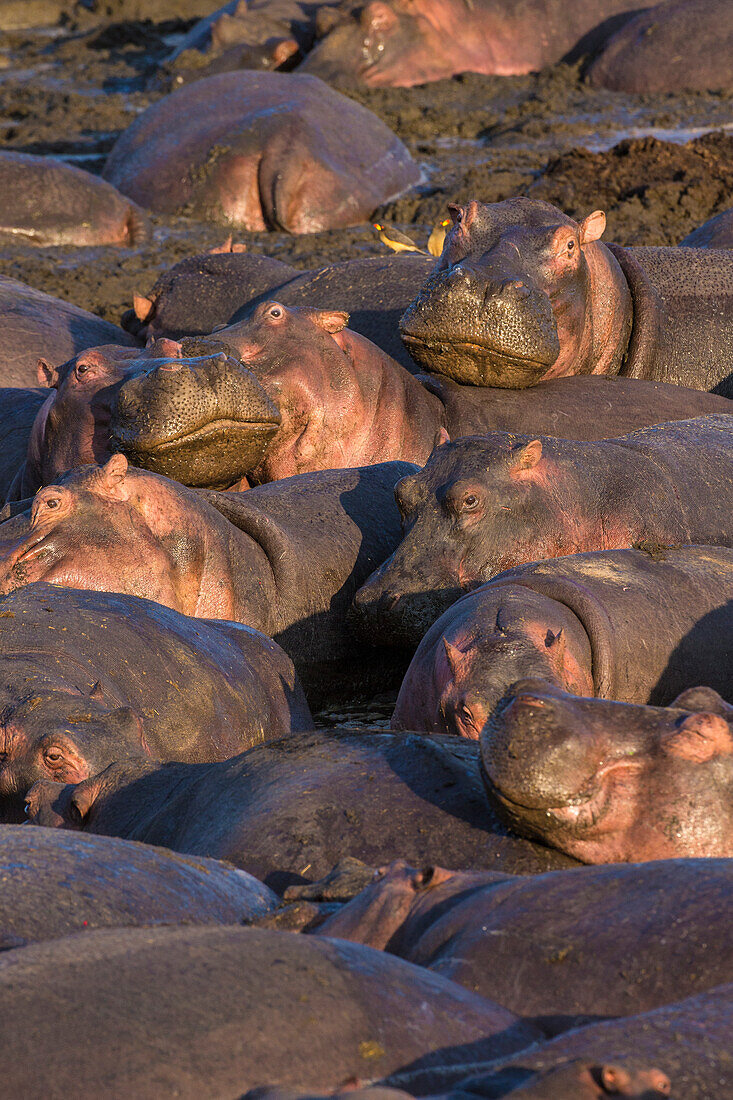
2, 0, 733, 1097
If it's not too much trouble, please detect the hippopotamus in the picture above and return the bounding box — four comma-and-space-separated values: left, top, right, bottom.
0, 276, 138, 389
299, 0, 650, 86
0, 925, 539, 1097
588, 0, 733, 94
481, 679, 733, 862
24, 727, 577, 888
391, 546, 733, 732
0, 583, 312, 821
317, 857, 732, 1026
0, 825, 277, 948
0, 153, 150, 247
0, 388, 47, 502
0, 456, 415, 702
103, 71, 419, 234
352, 416, 733, 646
400, 197, 733, 395
681, 207, 733, 249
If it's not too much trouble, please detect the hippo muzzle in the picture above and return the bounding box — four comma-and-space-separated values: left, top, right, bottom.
110, 353, 281, 490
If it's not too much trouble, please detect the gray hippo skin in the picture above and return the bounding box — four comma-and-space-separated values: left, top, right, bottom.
681, 207, 733, 249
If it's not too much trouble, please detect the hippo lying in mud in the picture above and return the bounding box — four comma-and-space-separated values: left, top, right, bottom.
588, 0, 733, 94
392, 546, 733, 731
103, 71, 419, 233
317, 857, 733, 1024
0, 152, 149, 247
0, 925, 538, 1098
353, 416, 733, 645
300, 0, 650, 86
0, 826, 277, 948
401, 197, 733, 395
0, 276, 137, 389
0, 388, 46, 501
0, 583, 311, 821
25, 728, 576, 885
682, 207, 733, 249
0, 456, 414, 702
481, 679, 733, 862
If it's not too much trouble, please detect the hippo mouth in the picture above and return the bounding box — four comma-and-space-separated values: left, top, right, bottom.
400, 333, 557, 388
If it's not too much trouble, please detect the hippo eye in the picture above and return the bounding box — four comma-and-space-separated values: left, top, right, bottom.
43, 747, 64, 764
267, 305, 283, 319
45, 498, 60, 509
460, 704, 474, 725
567, 239, 575, 253
462, 494, 480, 511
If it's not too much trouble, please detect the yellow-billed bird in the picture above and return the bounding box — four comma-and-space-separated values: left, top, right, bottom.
427, 217, 451, 257
372, 223, 427, 254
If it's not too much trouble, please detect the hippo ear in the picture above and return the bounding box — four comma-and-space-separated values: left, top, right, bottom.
133, 293, 154, 323
433, 427, 451, 450
578, 210, 606, 246
442, 638, 466, 680
272, 37, 299, 65
312, 309, 350, 334
447, 203, 464, 226
37, 359, 59, 389
364, 1, 398, 32
95, 453, 129, 499
663, 712, 733, 763
599, 1065, 631, 1094
510, 439, 543, 472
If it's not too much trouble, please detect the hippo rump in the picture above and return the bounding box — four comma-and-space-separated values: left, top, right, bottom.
0, 925, 539, 1098
588, 0, 733, 94
391, 546, 733, 733
0, 276, 138, 389
0, 456, 416, 703
353, 417, 733, 646
299, 0, 650, 86
24, 727, 578, 888
317, 857, 733, 1026
0, 153, 150, 248
103, 71, 419, 234
681, 207, 733, 249
126, 249, 433, 371
400, 197, 733, 396
0, 825, 277, 948
481, 679, 733, 862
0, 583, 312, 821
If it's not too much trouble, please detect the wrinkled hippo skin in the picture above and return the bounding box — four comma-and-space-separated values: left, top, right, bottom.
0, 456, 415, 703
24, 728, 577, 888
392, 546, 733, 732
103, 71, 419, 234
588, 0, 733, 94
681, 207, 733, 248
481, 679, 733, 862
0, 152, 150, 247
0, 276, 138, 389
0, 824, 277, 948
0, 924, 540, 1097
353, 417, 733, 646
126, 249, 433, 372
300, 0, 646, 87
318, 857, 732, 1027
401, 198, 733, 395
0, 583, 311, 821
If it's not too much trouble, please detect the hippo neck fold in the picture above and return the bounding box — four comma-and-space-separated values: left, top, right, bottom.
606, 243, 663, 382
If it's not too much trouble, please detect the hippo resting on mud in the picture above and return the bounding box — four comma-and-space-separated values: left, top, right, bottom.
401, 197, 733, 396
0, 583, 312, 822
392, 546, 733, 733
0, 152, 149, 248
103, 71, 419, 234
0, 826, 277, 948
482, 679, 733, 862
317, 857, 732, 1025
24, 727, 576, 885
681, 207, 733, 249
0, 455, 415, 702
353, 416, 733, 646
300, 0, 650, 86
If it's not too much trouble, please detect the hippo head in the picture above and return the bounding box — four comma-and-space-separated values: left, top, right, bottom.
0, 684, 145, 822
110, 351, 281, 489
497, 1059, 671, 1099
400, 198, 630, 387
24, 759, 156, 831
480, 679, 733, 863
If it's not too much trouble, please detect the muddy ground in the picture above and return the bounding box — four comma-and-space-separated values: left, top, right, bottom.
1, 12, 733, 326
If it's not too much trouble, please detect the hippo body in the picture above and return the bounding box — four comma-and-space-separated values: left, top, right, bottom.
318, 857, 733, 1025
392, 545, 733, 731
0, 458, 415, 702
681, 207, 733, 249
0, 583, 312, 820
103, 71, 419, 234
0, 277, 138, 389
353, 416, 733, 646
401, 198, 733, 396
0, 824, 277, 948
0, 153, 150, 248
481, 680, 733, 862
25, 728, 577, 887
0, 388, 46, 502
588, 0, 733, 94
0, 925, 538, 1098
